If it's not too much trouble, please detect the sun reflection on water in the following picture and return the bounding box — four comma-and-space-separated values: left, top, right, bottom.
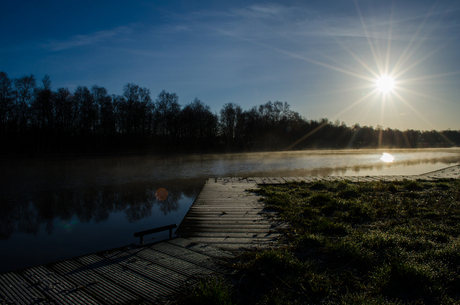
380, 152, 395, 163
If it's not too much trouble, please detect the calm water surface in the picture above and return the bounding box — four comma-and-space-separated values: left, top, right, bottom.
1, 148, 459, 273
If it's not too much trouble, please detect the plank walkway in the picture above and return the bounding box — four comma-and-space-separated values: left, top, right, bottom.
1, 164, 458, 304
175, 179, 288, 251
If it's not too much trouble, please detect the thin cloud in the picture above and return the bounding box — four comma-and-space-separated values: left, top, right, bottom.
203, 3, 458, 43
42, 25, 134, 51
231, 4, 297, 20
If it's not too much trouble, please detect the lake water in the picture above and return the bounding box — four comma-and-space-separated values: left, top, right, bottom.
1, 148, 459, 273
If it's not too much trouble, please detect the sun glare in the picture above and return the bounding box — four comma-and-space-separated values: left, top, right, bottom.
376, 75, 395, 93
380, 152, 395, 163
281, 2, 449, 151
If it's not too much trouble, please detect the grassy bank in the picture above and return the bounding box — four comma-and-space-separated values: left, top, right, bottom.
176, 178, 460, 304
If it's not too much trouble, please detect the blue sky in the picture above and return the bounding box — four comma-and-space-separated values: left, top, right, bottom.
1, 0, 460, 131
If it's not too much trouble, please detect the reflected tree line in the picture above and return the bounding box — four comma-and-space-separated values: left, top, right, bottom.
1, 72, 459, 154
0, 180, 202, 240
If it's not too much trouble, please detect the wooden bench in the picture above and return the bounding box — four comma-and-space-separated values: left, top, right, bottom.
134, 224, 177, 245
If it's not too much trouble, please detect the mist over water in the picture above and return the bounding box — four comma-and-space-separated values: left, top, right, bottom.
0, 148, 459, 273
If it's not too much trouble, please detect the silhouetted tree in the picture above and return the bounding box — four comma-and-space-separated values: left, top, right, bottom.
54, 87, 76, 151
92, 85, 116, 145
0, 72, 14, 150
30, 75, 54, 151
155, 90, 180, 148
75, 86, 96, 140
180, 98, 218, 151
13, 75, 36, 141
219, 103, 243, 150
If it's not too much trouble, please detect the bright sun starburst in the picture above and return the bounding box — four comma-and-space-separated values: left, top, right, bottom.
376, 75, 395, 93
277, 1, 455, 151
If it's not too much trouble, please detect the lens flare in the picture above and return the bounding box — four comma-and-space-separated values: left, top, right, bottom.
57, 219, 78, 233
155, 188, 168, 201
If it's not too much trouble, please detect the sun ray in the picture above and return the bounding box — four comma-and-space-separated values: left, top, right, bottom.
392, 91, 434, 128
283, 121, 329, 151
332, 89, 379, 120
393, 40, 453, 79
328, 84, 376, 94
329, 34, 380, 79
396, 86, 446, 103
354, 0, 383, 75
301, 84, 377, 101
383, 94, 414, 147
378, 94, 387, 147
390, 3, 437, 76
215, 28, 377, 82
359, 95, 379, 125
384, 2, 395, 75
284, 89, 380, 151
393, 91, 455, 146
401, 71, 460, 84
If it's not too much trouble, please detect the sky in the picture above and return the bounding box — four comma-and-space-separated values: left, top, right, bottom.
1, 0, 460, 131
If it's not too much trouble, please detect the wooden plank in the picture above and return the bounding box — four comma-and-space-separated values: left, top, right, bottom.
179, 213, 258, 217
76, 254, 173, 301
167, 238, 235, 259
118, 247, 216, 279
21, 265, 99, 305
187, 205, 263, 209
177, 228, 284, 234
268, 177, 285, 184
185, 210, 278, 216
203, 243, 276, 251
177, 224, 283, 233
0, 272, 50, 305
178, 218, 276, 224
253, 177, 264, 184
186, 236, 279, 244
178, 220, 281, 227
176, 232, 283, 238
259, 177, 271, 184
50, 259, 141, 305
150, 242, 229, 273
100, 249, 192, 289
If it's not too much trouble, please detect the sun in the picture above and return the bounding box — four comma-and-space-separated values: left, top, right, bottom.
375, 75, 395, 93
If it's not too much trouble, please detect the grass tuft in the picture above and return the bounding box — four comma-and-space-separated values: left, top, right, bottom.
176, 276, 234, 305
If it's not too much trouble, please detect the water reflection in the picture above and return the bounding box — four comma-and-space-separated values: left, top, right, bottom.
0, 179, 202, 240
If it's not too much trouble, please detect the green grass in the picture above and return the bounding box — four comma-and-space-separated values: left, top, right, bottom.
174, 276, 235, 305
176, 178, 460, 304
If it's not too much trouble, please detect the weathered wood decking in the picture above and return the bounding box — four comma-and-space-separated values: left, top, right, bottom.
175, 178, 288, 251
0, 238, 235, 304
1, 165, 458, 304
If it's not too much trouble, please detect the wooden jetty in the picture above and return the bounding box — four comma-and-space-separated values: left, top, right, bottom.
1, 165, 458, 304
0, 178, 288, 304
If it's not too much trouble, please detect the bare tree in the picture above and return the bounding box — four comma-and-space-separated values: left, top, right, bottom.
0, 72, 15, 149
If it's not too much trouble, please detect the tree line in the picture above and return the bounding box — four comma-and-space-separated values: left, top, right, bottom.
0, 71, 459, 155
